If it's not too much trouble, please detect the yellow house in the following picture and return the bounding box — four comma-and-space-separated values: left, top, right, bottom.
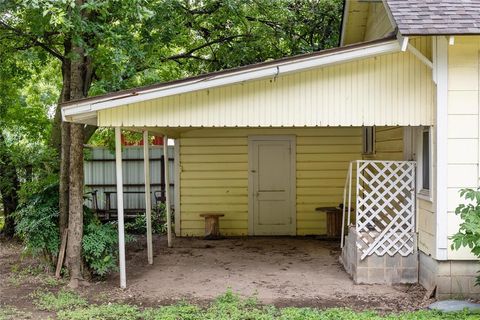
63, 0, 480, 298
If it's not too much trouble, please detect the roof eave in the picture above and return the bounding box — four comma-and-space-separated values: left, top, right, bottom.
62, 38, 401, 124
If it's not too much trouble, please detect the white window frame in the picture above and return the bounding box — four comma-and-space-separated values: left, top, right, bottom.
416, 126, 433, 201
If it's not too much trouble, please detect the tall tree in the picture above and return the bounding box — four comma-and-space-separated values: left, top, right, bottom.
1, 0, 342, 287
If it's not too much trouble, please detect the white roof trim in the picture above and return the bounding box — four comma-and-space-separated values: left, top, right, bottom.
62, 39, 400, 123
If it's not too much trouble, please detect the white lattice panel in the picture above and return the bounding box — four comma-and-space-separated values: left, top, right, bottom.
354, 161, 416, 260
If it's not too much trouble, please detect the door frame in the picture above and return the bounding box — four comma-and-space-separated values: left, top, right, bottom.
247, 135, 296, 236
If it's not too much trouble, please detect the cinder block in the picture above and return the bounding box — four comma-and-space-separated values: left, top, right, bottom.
385, 267, 402, 284
401, 268, 418, 283
469, 277, 480, 294
436, 276, 452, 294
368, 268, 386, 284
451, 276, 470, 296
385, 255, 402, 268
355, 267, 368, 284
368, 254, 385, 268
437, 261, 452, 276
401, 253, 418, 269
450, 261, 479, 276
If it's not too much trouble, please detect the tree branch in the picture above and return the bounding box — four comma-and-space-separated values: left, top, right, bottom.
165, 34, 249, 61
0, 20, 64, 61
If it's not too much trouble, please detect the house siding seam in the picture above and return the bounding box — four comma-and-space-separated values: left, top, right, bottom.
177, 127, 404, 237
97, 51, 434, 128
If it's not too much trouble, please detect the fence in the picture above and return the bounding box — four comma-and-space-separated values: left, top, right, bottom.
84, 145, 175, 218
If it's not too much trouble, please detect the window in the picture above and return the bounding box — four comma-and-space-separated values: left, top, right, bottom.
362, 126, 375, 155
421, 128, 430, 191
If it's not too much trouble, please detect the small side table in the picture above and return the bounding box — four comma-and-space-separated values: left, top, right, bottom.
315, 206, 343, 239
199, 213, 225, 239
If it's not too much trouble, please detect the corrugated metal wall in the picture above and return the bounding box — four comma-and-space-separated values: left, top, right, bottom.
84, 146, 175, 213
97, 49, 434, 128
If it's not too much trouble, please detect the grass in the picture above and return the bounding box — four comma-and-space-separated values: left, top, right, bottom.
0, 305, 31, 320
30, 290, 478, 320
33, 290, 88, 312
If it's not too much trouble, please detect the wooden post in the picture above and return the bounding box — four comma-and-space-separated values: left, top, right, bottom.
163, 136, 172, 248
143, 131, 153, 265
115, 127, 127, 288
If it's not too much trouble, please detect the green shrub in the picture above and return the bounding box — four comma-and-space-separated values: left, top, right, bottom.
14, 184, 60, 262
82, 207, 134, 277
125, 203, 167, 234
450, 188, 480, 285
33, 290, 88, 311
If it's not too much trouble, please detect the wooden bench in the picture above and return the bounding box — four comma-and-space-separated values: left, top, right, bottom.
199, 213, 225, 239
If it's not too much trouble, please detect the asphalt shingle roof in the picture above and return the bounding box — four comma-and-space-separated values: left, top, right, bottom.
385, 0, 480, 35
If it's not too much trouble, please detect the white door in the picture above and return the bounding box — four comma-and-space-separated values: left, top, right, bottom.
249, 136, 296, 235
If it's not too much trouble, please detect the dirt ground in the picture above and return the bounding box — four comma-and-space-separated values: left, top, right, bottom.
0, 235, 433, 315
101, 235, 430, 311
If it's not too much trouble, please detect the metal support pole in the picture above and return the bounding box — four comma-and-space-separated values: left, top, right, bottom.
115, 127, 127, 288
163, 136, 172, 247
143, 131, 153, 265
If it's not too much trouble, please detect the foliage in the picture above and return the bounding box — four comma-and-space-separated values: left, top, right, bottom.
58, 304, 140, 320
33, 290, 88, 312
13, 184, 60, 262
82, 208, 134, 277
0, 305, 31, 320
450, 188, 480, 285
125, 203, 168, 234
14, 185, 129, 276
48, 291, 475, 320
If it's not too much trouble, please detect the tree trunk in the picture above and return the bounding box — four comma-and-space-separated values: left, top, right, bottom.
65, 36, 92, 287
66, 123, 84, 287
57, 39, 72, 237
59, 121, 71, 236
0, 131, 20, 238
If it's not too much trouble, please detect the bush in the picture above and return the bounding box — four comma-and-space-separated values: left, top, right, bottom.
14, 184, 60, 262
14, 185, 131, 277
125, 203, 168, 234
450, 188, 480, 285
82, 207, 134, 277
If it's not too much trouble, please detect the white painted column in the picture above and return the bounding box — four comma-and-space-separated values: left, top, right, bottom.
434, 36, 448, 260
163, 136, 172, 247
143, 131, 153, 265
114, 127, 127, 288
173, 139, 181, 236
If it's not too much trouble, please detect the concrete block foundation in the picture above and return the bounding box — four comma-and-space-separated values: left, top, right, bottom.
341, 227, 418, 284
419, 252, 480, 299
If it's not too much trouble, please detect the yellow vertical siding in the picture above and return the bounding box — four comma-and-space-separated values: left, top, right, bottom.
178, 127, 403, 237
447, 36, 480, 260
364, 3, 394, 42
97, 50, 435, 128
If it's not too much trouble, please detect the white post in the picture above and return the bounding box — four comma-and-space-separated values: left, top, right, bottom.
163, 136, 172, 247
143, 131, 153, 265
115, 127, 127, 288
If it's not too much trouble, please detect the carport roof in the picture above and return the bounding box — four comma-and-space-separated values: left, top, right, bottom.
61, 36, 399, 125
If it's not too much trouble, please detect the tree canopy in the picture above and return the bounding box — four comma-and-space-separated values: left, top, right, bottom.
0, 0, 343, 284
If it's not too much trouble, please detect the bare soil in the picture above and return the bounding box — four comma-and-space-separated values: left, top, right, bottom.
0, 235, 433, 316
97, 235, 431, 312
